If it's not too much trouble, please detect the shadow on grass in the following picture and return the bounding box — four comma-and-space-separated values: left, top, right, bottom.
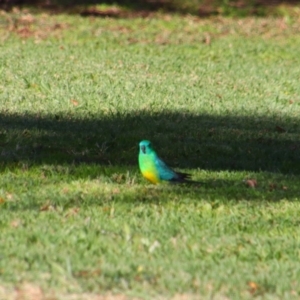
0, 110, 299, 173
1, 110, 300, 209
2, 0, 300, 17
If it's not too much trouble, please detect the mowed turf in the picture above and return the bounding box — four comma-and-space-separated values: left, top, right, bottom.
1, 8, 300, 299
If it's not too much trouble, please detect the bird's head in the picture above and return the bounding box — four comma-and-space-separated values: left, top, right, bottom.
139, 140, 153, 155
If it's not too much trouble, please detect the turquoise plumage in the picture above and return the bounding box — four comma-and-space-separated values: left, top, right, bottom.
138, 140, 193, 184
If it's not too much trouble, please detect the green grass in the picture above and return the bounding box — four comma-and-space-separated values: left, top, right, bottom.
1, 9, 300, 299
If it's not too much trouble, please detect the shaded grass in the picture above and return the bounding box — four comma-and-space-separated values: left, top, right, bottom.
1, 111, 300, 175
4, 0, 300, 17
1, 10, 300, 299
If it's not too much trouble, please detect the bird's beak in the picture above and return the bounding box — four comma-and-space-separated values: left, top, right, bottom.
141, 145, 146, 154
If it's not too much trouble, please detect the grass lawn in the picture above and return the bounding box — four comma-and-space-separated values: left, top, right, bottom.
1, 6, 300, 299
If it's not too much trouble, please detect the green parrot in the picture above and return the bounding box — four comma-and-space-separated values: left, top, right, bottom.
138, 140, 194, 184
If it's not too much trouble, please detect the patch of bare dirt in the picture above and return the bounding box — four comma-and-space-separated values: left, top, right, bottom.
0, 8, 68, 39
0, 285, 228, 300
80, 6, 155, 19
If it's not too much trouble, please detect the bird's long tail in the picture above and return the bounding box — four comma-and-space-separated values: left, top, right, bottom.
170, 172, 202, 185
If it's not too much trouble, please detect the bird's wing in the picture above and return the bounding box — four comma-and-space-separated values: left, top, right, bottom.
155, 156, 192, 183
154, 156, 178, 181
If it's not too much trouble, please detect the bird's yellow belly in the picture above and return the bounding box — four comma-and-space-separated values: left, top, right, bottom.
142, 170, 160, 184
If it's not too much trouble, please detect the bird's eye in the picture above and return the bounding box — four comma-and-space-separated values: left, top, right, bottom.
141, 145, 146, 154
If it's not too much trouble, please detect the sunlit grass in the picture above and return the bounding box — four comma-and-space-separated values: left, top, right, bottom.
1, 8, 300, 299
